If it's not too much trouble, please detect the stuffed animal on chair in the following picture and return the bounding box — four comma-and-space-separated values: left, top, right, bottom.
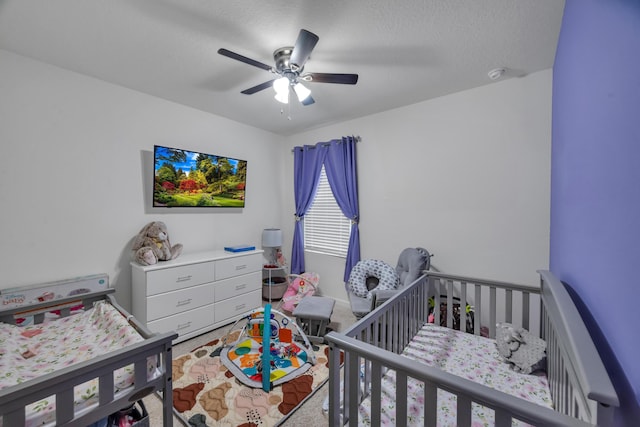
131, 221, 183, 265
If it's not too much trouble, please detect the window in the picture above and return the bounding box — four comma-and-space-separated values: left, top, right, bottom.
304, 166, 351, 257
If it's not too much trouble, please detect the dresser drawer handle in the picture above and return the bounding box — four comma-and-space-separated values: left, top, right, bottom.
235, 264, 247, 271
235, 303, 246, 311
235, 284, 247, 290
176, 275, 192, 283
177, 321, 192, 330
176, 298, 192, 307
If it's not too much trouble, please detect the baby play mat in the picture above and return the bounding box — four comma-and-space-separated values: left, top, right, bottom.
221, 335, 312, 388
172, 332, 333, 427
219, 305, 316, 390
172, 305, 332, 426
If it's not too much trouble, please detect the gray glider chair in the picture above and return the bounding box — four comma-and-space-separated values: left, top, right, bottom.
347, 247, 432, 319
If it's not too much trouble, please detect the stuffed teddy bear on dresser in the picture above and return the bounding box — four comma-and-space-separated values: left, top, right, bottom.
131, 221, 183, 265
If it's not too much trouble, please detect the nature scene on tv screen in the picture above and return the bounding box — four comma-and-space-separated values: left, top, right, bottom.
153, 146, 247, 207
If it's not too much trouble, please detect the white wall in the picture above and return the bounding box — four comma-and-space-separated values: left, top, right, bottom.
0, 49, 552, 311
283, 70, 552, 304
0, 49, 284, 310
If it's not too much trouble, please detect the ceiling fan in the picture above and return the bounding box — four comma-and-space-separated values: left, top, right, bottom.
218, 29, 358, 106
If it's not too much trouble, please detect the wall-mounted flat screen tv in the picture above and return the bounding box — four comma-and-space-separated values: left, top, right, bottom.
153, 145, 247, 207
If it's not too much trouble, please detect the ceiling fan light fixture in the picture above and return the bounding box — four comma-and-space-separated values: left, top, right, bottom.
273, 77, 290, 104
274, 90, 289, 104
218, 29, 358, 108
273, 77, 289, 94
293, 82, 311, 102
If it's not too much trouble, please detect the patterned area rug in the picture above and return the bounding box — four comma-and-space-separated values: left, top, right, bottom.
172, 330, 334, 427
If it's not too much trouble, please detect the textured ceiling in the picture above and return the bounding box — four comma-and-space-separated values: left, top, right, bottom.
0, 0, 565, 136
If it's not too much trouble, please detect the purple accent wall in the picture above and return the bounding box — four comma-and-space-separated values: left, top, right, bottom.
551, 0, 640, 424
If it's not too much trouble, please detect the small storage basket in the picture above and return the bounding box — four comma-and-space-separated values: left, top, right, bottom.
262, 276, 288, 300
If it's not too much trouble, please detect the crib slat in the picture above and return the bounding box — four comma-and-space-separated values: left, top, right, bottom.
347, 355, 359, 427
401, 296, 407, 349
522, 291, 530, 330
56, 388, 75, 424
328, 342, 342, 427
362, 353, 371, 398
373, 315, 380, 348
135, 358, 147, 389
446, 280, 454, 329
495, 408, 511, 427
393, 304, 400, 353
396, 371, 408, 427
460, 282, 467, 332
3, 410, 26, 426
505, 289, 513, 323
371, 361, 382, 426
456, 394, 472, 427
489, 287, 496, 338
474, 285, 482, 335
99, 372, 115, 405
434, 289, 442, 326
382, 309, 388, 351
424, 381, 437, 427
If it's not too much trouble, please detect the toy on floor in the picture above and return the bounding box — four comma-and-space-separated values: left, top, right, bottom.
278, 272, 320, 313
219, 304, 316, 392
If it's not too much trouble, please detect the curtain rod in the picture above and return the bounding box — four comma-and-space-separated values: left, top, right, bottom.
291, 136, 361, 152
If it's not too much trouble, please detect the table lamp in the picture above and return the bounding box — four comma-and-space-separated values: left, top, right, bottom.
262, 228, 283, 266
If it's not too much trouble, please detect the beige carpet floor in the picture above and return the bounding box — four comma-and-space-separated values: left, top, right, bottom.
143, 299, 357, 426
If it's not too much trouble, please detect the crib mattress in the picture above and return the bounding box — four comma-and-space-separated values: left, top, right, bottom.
0, 301, 154, 427
359, 324, 553, 426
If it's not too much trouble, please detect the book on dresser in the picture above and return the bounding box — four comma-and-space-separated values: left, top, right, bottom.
130, 249, 263, 343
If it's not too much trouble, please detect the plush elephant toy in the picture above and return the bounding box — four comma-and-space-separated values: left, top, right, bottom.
131, 221, 183, 265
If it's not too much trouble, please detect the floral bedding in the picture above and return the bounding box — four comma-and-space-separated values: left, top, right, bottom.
358, 324, 553, 426
0, 301, 153, 427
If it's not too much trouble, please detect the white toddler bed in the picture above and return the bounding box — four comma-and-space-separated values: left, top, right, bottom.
0, 275, 177, 426
325, 270, 619, 426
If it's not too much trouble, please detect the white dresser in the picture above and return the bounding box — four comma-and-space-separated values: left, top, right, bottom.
131, 249, 263, 343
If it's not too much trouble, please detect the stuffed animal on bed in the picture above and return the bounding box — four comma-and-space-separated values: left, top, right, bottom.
131, 221, 183, 265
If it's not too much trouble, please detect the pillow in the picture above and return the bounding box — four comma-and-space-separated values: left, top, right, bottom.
348, 259, 399, 299
495, 323, 547, 374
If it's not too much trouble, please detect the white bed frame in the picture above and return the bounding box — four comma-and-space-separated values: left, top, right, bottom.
325, 270, 619, 426
0, 288, 177, 427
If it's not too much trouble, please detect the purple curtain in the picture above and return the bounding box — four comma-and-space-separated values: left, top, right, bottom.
291, 145, 325, 274
323, 137, 361, 282
291, 136, 361, 282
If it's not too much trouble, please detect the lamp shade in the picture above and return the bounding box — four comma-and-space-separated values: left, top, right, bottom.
293, 82, 311, 102
262, 228, 283, 247
273, 77, 289, 94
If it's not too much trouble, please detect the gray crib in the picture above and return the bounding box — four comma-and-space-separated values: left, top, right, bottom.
325, 270, 619, 426
0, 287, 176, 427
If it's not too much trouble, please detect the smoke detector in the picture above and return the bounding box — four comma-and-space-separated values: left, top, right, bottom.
488, 68, 506, 80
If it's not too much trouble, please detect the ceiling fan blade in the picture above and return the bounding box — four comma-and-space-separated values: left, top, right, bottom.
306, 73, 359, 85
301, 95, 315, 106
218, 48, 273, 72
289, 29, 319, 70
241, 79, 276, 95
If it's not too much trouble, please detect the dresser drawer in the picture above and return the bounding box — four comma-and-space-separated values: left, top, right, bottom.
214, 271, 261, 301
215, 253, 261, 281
146, 261, 215, 296
147, 303, 214, 337
146, 282, 215, 322
214, 290, 261, 323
